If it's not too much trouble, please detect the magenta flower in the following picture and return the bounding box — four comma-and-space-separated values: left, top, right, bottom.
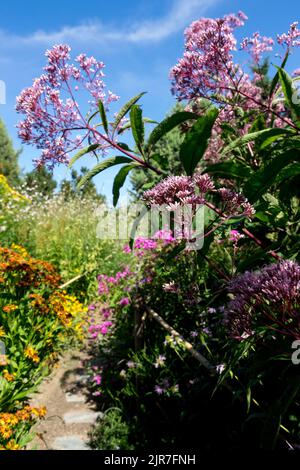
119, 297, 130, 307
92, 374, 102, 385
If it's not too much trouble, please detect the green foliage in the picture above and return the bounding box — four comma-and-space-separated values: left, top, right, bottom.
179, 108, 219, 175
89, 409, 134, 450
0, 119, 21, 186
130, 103, 185, 198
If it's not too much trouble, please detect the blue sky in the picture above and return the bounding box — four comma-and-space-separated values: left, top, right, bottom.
0, 0, 299, 201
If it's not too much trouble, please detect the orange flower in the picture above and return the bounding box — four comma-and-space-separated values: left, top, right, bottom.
2, 370, 15, 382
2, 304, 18, 313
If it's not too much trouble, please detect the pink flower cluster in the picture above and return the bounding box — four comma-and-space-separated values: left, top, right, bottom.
98, 267, 132, 295
170, 11, 247, 100
224, 260, 300, 340
123, 230, 175, 257
88, 321, 113, 339
143, 174, 254, 219
277, 22, 300, 49
16, 44, 119, 167
240, 32, 274, 63
143, 174, 214, 207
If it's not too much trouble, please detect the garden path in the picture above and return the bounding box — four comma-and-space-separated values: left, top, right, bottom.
28, 346, 101, 450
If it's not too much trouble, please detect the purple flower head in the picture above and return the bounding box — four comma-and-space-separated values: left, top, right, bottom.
224, 260, 300, 340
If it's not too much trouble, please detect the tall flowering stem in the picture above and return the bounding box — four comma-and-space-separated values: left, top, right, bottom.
16, 44, 161, 175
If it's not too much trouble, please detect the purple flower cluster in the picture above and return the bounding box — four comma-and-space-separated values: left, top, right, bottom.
16, 44, 119, 167
224, 260, 300, 340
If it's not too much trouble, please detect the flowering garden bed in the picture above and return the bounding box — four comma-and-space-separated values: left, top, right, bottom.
1, 9, 300, 450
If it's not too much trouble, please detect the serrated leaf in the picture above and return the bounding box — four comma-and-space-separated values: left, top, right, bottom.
68, 144, 100, 168
113, 92, 146, 130
275, 162, 300, 184
179, 108, 219, 176
205, 161, 251, 179
147, 111, 198, 151
77, 156, 133, 189
222, 128, 295, 155
130, 105, 144, 152
113, 163, 137, 206
244, 149, 300, 202
98, 100, 109, 134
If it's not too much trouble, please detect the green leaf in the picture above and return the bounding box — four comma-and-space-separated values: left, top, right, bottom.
260, 129, 296, 149
130, 105, 144, 152
205, 161, 251, 179
68, 144, 100, 168
269, 54, 288, 97
275, 162, 300, 185
147, 111, 198, 151
77, 156, 134, 189
179, 108, 219, 176
130, 104, 145, 153
112, 92, 146, 130
276, 66, 300, 121
222, 128, 295, 155
113, 163, 137, 207
244, 149, 300, 202
98, 100, 109, 134
117, 142, 133, 152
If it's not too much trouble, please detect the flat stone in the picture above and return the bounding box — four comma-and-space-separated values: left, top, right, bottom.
75, 374, 90, 384
65, 392, 85, 403
53, 435, 89, 450
63, 410, 102, 425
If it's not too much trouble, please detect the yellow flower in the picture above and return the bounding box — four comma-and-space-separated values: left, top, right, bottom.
0, 327, 5, 337
24, 346, 40, 363
6, 440, 20, 450
31, 406, 47, 418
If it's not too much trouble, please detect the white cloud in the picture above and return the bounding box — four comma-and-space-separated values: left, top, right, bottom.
0, 0, 221, 46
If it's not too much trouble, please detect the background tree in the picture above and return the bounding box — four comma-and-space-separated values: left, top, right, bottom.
0, 118, 21, 186
60, 167, 106, 202
23, 166, 57, 197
